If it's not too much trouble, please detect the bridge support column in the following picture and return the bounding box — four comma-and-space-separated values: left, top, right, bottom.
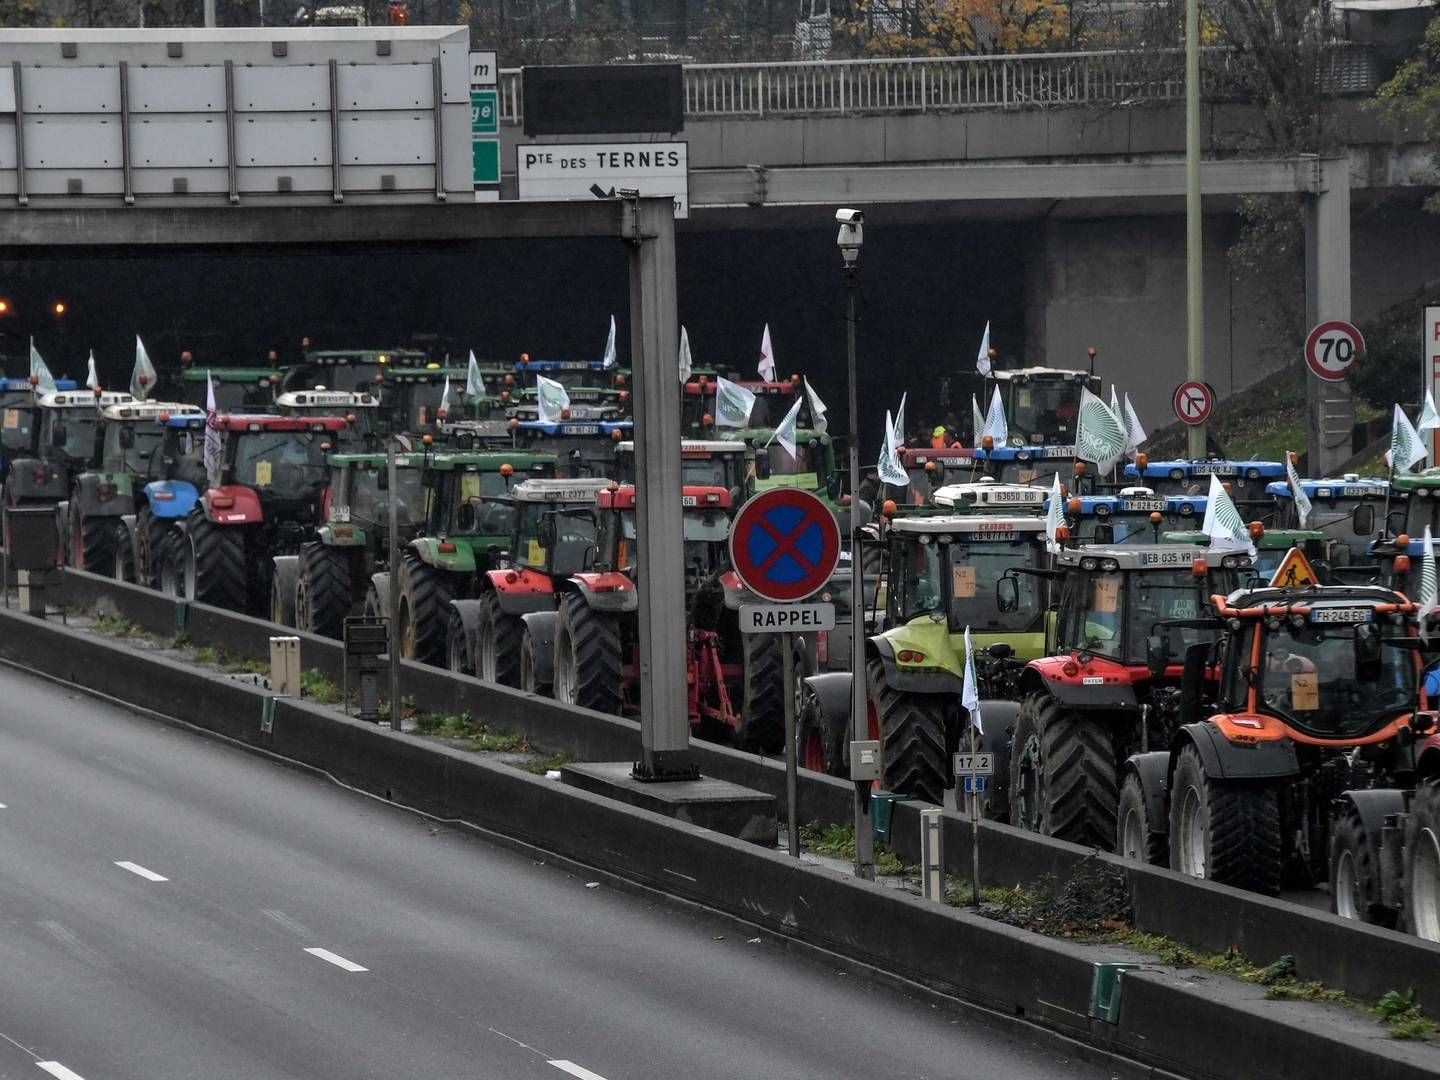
1304, 156, 1353, 476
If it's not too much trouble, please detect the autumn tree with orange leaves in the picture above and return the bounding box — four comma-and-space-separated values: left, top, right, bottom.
838, 0, 1071, 57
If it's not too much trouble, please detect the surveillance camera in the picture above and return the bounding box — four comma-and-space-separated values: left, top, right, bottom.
835, 208, 864, 225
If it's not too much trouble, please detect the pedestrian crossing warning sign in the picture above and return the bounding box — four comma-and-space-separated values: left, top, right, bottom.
1269, 546, 1318, 588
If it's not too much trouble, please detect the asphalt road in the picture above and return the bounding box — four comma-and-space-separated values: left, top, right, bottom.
0, 665, 1116, 1080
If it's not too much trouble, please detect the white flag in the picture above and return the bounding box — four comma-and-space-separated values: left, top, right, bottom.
1201, 473, 1255, 557
878, 409, 908, 485
1123, 392, 1147, 453
1421, 390, 1440, 434
1110, 384, 1122, 423
714, 375, 756, 428
678, 326, 693, 384
29, 338, 56, 394
438, 374, 453, 418
971, 394, 985, 447
1074, 387, 1129, 474
758, 324, 776, 381
203, 371, 222, 488
1420, 526, 1438, 639
85, 351, 100, 392
131, 336, 157, 401
536, 374, 570, 424
803, 376, 828, 434
770, 394, 804, 461
983, 385, 1009, 447
465, 350, 483, 398
893, 392, 908, 449
1045, 472, 1065, 554
976, 322, 992, 377
602, 315, 618, 370
1388, 403, 1427, 472
961, 626, 983, 735
1285, 451, 1312, 529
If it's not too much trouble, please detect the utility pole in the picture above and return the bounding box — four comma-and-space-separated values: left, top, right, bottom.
1185, 0, 1205, 459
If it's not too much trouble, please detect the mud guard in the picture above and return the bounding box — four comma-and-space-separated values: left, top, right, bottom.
447, 598, 485, 660
271, 555, 301, 625
144, 480, 199, 520
5, 457, 67, 502
1335, 787, 1407, 847
73, 473, 133, 517
970, 698, 1020, 816
1176, 721, 1300, 781
569, 573, 638, 613
118, 514, 139, 562
868, 636, 964, 695
1123, 751, 1172, 834
369, 572, 391, 618
521, 610, 558, 689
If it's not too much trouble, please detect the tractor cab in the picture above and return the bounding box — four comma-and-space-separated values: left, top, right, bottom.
283, 348, 428, 395
515, 357, 628, 393
931, 477, 1049, 515
1266, 475, 1386, 568
682, 372, 798, 434
719, 428, 841, 507
891, 447, 979, 506
275, 389, 379, 446
1125, 455, 1284, 514
1370, 472, 1440, 576
974, 444, 1081, 489
416, 450, 558, 566
594, 483, 733, 591
612, 440, 755, 509
96, 401, 202, 477
989, 367, 1100, 446
501, 477, 614, 581
372, 364, 469, 435
1059, 487, 1208, 545
506, 384, 630, 423
178, 367, 279, 413
0, 376, 77, 475
516, 419, 631, 478
321, 450, 430, 550
5, 389, 136, 506
1161, 523, 1330, 584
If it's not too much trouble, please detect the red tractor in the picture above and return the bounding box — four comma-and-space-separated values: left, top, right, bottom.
172, 415, 347, 615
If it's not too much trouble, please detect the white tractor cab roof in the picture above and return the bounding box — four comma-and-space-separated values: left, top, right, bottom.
989, 367, 1092, 381
39, 390, 135, 409
887, 514, 1047, 538
1054, 544, 1253, 571
931, 476, 1048, 510
1117, 485, 1157, 498
615, 440, 749, 455
101, 402, 202, 422
276, 389, 379, 409
511, 477, 616, 504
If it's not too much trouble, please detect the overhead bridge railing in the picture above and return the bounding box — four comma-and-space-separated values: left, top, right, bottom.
498, 42, 1375, 123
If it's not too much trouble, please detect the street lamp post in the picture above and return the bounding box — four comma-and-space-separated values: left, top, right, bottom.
836, 208, 875, 881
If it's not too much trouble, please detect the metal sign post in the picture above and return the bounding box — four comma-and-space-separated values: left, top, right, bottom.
954, 741, 994, 907
387, 439, 401, 732
782, 632, 799, 858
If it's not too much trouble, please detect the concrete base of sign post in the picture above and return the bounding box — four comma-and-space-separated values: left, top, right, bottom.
561, 762, 778, 846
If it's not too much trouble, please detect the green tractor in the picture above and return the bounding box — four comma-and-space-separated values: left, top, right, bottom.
1161, 524, 1331, 584
987, 366, 1101, 446
718, 428, 842, 509
178, 366, 279, 413
364, 450, 558, 664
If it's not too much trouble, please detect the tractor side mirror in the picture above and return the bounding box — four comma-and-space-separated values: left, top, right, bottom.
755, 455, 772, 481
826, 472, 842, 501
1146, 634, 1170, 678
987, 642, 1014, 660
456, 502, 476, 531
1355, 621, 1382, 679
996, 576, 1019, 614
50, 423, 67, 448
1387, 509, 1407, 537
118, 426, 136, 450
1094, 524, 1115, 545
583, 544, 598, 570
1353, 503, 1375, 536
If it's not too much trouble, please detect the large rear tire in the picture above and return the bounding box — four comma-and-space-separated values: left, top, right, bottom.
297, 542, 354, 639
868, 657, 948, 805
397, 552, 452, 666
1008, 692, 1117, 847
76, 513, 114, 574
136, 506, 169, 589
520, 624, 552, 698
446, 608, 473, 675
735, 631, 784, 752
796, 684, 847, 777
1117, 771, 1168, 867
553, 593, 623, 714
1402, 782, 1440, 942
187, 511, 247, 612
1329, 805, 1396, 928
1169, 743, 1282, 895
476, 592, 523, 688
111, 522, 136, 583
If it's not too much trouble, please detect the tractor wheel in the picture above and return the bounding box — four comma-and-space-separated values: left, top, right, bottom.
1329, 806, 1396, 929
1008, 692, 1117, 847
735, 631, 784, 752
861, 542, 885, 576
796, 684, 846, 777
136, 506, 169, 589
297, 543, 354, 639
158, 532, 193, 600
868, 657, 948, 805
1402, 782, 1440, 942
476, 592, 523, 688
553, 593, 623, 714
111, 522, 135, 583
187, 511, 248, 612
397, 553, 453, 666
446, 608, 473, 675
363, 583, 383, 620
1168, 743, 1282, 895
75, 513, 114, 575
520, 624, 552, 698
1117, 771, 1167, 867
270, 569, 297, 628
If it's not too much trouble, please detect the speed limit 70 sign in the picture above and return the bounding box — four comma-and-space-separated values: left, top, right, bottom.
1305, 320, 1365, 382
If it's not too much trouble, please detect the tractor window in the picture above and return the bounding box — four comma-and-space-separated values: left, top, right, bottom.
44, 411, 97, 462
102, 424, 165, 474
1010, 381, 1082, 442
948, 540, 1044, 633
897, 539, 943, 622
231, 431, 328, 495
456, 472, 518, 537
1075, 569, 1213, 662
1, 405, 34, 452
1220, 623, 1254, 710
1403, 494, 1440, 542
1257, 622, 1414, 737
992, 457, 1072, 488
681, 454, 742, 490
516, 503, 597, 574
759, 442, 815, 484
350, 467, 425, 530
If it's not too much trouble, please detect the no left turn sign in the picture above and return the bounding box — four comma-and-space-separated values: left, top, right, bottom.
1304, 320, 1364, 382
1173, 380, 1214, 426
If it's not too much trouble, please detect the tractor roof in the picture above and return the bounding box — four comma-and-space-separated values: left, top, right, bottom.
683, 379, 796, 397
718, 428, 827, 445
1126, 458, 1285, 479
515, 358, 610, 372
1220, 584, 1410, 612
423, 450, 557, 471
325, 452, 428, 468
887, 514, 1046, 536
160, 414, 207, 430
275, 389, 378, 409
305, 348, 427, 365
899, 447, 977, 464
615, 440, 749, 455
1264, 476, 1388, 499
932, 479, 1048, 510
1163, 529, 1324, 549
1391, 470, 1440, 491
378, 366, 465, 383
989, 367, 1093, 382
39, 390, 134, 409
215, 414, 348, 433
0, 377, 77, 392
512, 477, 614, 503
181, 368, 278, 383
102, 401, 201, 422
599, 484, 732, 510
1060, 490, 1207, 517
1056, 543, 1250, 570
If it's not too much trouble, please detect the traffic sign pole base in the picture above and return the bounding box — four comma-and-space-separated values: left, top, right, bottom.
631, 749, 701, 783
562, 761, 777, 846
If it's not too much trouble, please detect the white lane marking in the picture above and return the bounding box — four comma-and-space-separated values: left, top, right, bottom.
114, 861, 168, 882
548, 1061, 611, 1080
36, 1063, 88, 1080
303, 947, 368, 972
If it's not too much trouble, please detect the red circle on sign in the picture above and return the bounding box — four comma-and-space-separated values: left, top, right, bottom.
1172, 380, 1213, 427
1304, 320, 1365, 382
728, 488, 841, 603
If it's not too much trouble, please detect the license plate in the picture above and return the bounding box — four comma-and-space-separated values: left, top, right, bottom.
1121, 499, 1165, 512
1341, 486, 1375, 497
561, 424, 600, 435
1192, 464, 1235, 476
1140, 550, 1190, 566
992, 491, 1037, 502
962, 532, 1016, 542
1310, 607, 1373, 623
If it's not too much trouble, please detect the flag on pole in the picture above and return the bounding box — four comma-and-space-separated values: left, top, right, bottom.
770, 394, 804, 461
438, 374, 452, 418
1110, 384, 1122, 423
976, 322, 992, 377
1420, 526, 1438, 640
714, 375, 756, 428
983, 385, 1009, 447
601, 315, 618, 370
1388, 403, 1427, 472
893, 392, 908, 448
1285, 451, 1312, 529
961, 626, 983, 735
678, 326, 693, 384
1201, 473, 1256, 556
1045, 472, 1066, 553
537, 374, 569, 424
971, 394, 985, 447
204, 370, 222, 488
1074, 387, 1128, 474
1123, 392, 1147, 453
465, 350, 483, 398
878, 409, 908, 485
803, 376, 828, 434
131, 336, 157, 400
85, 351, 100, 392
1420, 390, 1440, 434
758, 324, 776, 381
29, 339, 56, 394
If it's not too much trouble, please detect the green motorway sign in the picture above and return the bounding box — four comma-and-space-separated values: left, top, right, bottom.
472, 138, 500, 185
471, 90, 498, 135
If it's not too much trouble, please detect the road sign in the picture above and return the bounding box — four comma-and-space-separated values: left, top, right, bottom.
517, 141, 689, 219
471, 87, 500, 188
1172, 380, 1213, 426
953, 752, 994, 776
472, 138, 500, 186
471, 90, 498, 135
1268, 545, 1318, 588
740, 602, 835, 634
962, 775, 988, 795
729, 488, 841, 603
1305, 320, 1365, 381
468, 50, 498, 87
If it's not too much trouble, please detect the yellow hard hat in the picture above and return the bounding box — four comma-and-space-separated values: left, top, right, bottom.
932, 425, 946, 437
